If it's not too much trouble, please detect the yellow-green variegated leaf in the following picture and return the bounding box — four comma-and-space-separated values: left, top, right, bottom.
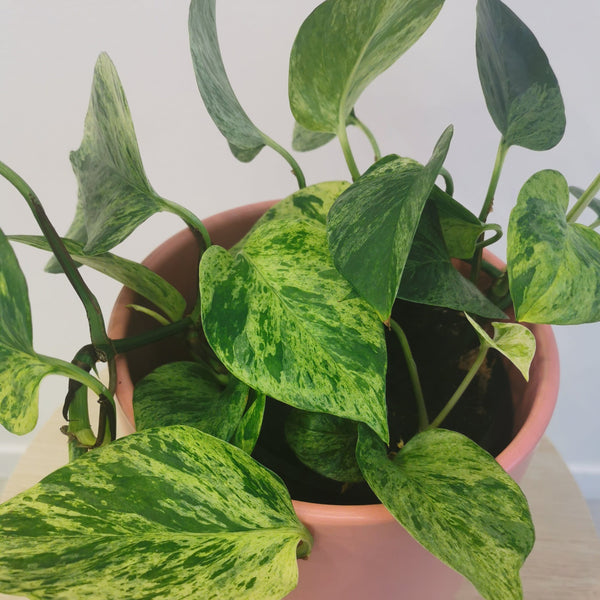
465, 314, 536, 381
133, 361, 248, 440
507, 170, 600, 324
356, 426, 534, 600
199, 217, 389, 442
0, 426, 312, 600
11, 235, 186, 322
289, 0, 445, 134
327, 126, 453, 322
0, 229, 57, 434
70, 53, 168, 254
231, 390, 266, 454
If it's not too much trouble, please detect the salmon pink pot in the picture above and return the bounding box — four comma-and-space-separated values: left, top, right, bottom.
108, 201, 559, 600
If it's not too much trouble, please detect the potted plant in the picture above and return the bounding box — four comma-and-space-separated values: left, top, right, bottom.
0, 0, 594, 599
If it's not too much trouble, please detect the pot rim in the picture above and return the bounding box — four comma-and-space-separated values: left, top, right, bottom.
108, 200, 559, 526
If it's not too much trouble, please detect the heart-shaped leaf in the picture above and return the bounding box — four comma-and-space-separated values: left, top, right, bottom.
397, 204, 507, 318
356, 426, 534, 600
508, 169, 600, 324
133, 362, 248, 439
285, 409, 363, 483
0, 426, 311, 600
327, 126, 453, 321
464, 314, 536, 380
476, 0, 565, 150
0, 229, 58, 434
11, 235, 186, 322
289, 0, 445, 134
199, 217, 388, 443
231, 390, 266, 455
69, 53, 170, 254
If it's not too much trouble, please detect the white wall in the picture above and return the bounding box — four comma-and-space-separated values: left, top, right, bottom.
1, 1, 599, 495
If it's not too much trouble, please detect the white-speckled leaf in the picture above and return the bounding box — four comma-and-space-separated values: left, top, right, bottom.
0, 425, 312, 600
189, 0, 269, 162
289, 0, 445, 134
465, 314, 535, 381
0, 229, 56, 434
11, 235, 186, 322
356, 426, 534, 600
70, 53, 168, 254
507, 170, 600, 324
327, 126, 453, 321
133, 361, 248, 439
199, 218, 389, 442
476, 0, 565, 150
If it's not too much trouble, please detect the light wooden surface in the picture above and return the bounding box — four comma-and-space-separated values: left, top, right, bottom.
1, 410, 599, 600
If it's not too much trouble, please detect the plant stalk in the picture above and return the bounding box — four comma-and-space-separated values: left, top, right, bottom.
338, 123, 361, 181
348, 113, 381, 162
566, 172, 600, 223
160, 197, 212, 251
0, 160, 114, 358
263, 136, 306, 189
390, 319, 429, 431
428, 343, 489, 429
111, 317, 193, 354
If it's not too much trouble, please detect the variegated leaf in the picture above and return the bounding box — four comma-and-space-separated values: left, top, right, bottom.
507, 169, 600, 324
231, 390, 266, 454
0, 426, 312, 600
356, 426, 534, 600
199, 217, 389, 442
70, 52, 168, 254
292, 121, 336, 152
289, 0, 445, 134
11, 235, 186, 322
476, 0, 565, 150
0, 228, 56, 434
285, 409, 363, 482
133, 361, 248, 440
397, 203, 506, 318
327, 126, 453, 321
465, 314, 536, 381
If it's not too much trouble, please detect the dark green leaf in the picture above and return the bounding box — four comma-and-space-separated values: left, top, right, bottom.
199, 216, 389, 443
0, 228, 56, 434
327, 126, 453, 321
356, 426, 534, 600
133, 362, 248, 440
289, 0, 445, 134
397, 203, 506, 318
285, 409, 363, 482
231, 390, 266, 454
476, 0, 565, 150
508, 169, 600, 323
11, 235, 186, 322
0, 426, 311, 600
429, 185, 486, 259
189, 0, 268, 162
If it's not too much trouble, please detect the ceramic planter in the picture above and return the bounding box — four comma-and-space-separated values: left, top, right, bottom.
108, 201, 559, 600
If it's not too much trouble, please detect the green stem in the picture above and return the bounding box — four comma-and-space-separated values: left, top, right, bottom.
478, 137, 510, 223
390, 319, 428, 431
590, 217, 600, 229
348, 112, 381, 162
111, 317, 193, 354
471, 138, 510, 283
566, 172, 600, 223
439, 167, 454, 196
43, 354, 112, 401
263, 136, 306, 189
0, 160, 113, 357
428, 343, 489, 429
338, 123, 361, 182
160, 198, 212, 251
476, 223, 503, 249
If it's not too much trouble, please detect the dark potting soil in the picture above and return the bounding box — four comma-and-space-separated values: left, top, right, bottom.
252, 301, 514, 506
